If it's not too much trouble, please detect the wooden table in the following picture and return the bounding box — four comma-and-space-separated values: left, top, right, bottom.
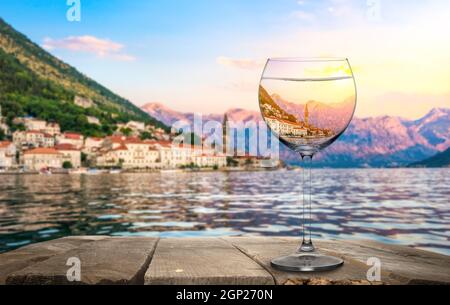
1, 236, 449, 285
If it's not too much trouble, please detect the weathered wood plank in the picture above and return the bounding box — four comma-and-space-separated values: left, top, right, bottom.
145, 238, 275, 285
0, 236, 108, 285
316, 239, 450, 284
6, 237, 159, 285
222, 237, 394, 285
2, 237, 449, 285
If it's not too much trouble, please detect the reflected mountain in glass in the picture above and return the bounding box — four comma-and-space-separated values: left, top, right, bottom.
259, 77, 356, 156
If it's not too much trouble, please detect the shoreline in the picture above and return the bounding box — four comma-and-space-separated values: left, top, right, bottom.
0, 167, 284, 176
1, 167, 448, 176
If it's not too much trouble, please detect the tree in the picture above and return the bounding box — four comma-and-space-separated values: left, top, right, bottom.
245, 158, 254, 166
0, 129, 5, 141
63, 161, 73, 169
118, 158, 125, 169
140, 131, 154, 140
120, 127, 132, 137
227, 157, 238, 167
81, 152, 90, 167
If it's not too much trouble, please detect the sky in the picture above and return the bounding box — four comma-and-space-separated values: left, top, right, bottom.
0, 0, 449, 119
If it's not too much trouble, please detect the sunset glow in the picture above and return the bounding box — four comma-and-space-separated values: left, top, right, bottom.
1, 0, 449, 119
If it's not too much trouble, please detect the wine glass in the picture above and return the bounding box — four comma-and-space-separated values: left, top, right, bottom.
259, 57, 357, 272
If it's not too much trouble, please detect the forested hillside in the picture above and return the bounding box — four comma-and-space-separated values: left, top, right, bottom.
0, 18, 167, 137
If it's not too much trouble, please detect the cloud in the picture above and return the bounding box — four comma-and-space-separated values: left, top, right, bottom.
42, 36, 136, 62
216, 56, 265, 70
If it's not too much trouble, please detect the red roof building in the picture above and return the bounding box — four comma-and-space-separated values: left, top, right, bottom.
23, 147, 61, 155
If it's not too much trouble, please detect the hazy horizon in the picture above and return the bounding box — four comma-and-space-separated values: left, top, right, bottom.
141, 101, 448, 122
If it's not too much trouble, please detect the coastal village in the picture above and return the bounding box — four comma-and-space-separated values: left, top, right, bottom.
0, 100, 275, 174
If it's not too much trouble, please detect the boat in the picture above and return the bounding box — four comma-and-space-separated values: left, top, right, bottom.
109, 169, 122, 174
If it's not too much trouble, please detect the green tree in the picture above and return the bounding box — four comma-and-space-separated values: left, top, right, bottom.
118, 158, 125, 169
81, 152, 89, 167
140, 131, 154, 140
227, 157, 238, 167
63, 161, 73, 169
120, 127, 132, 137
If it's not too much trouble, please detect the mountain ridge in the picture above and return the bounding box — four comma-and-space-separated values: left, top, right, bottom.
142, 102, 450, 168
409, 147, 450, 168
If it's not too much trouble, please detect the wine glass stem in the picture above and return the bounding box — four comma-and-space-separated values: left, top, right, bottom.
300, 155, 315, 252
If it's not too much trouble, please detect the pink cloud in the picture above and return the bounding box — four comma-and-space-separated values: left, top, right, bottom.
42, 36, 136, 62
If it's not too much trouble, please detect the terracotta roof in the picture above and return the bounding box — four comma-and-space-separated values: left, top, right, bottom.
113, 144, 128, 151
87, 137, 103, 142
124, 138, 145, 144
64, 132, 83, 140
151, 140, 172, 148
55, 144, 79, 151
26, 130, 45, 135
107, 136, 126, 143
24, 148, 61, 155
0, 141, 12, 149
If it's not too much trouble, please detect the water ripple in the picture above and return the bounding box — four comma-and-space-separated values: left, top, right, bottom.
0, 169, 449, 255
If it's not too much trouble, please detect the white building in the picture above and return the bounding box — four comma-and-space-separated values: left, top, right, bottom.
265, 116, 308, 137
192, 153, 227, 168
56, 132, 84, 149
102, 135, 127, 151
14, 117, 60, 136
97, 139, 160, 169
44, 122, 61, 136
55, 144, 81, 168
84, 137, 104, 153
152, 141, 226, 169
13, 130, 54, 149
0, 141, 16, 169
22, 148, 63, 171
95, 138, 227, 170
24, 118, 47, 131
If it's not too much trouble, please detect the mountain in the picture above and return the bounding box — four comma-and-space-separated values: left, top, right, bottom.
271, 94, 355, 131
0, 18, 167, 137
141, 102, 450, 168
409, 147, 450, 168
312, 116, 439, 167
405, 108, 450, 151
142, 103, 261, 126
259, 86, 298, 123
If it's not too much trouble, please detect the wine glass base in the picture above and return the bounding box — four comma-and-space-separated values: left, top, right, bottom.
271, 253, 344, 272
